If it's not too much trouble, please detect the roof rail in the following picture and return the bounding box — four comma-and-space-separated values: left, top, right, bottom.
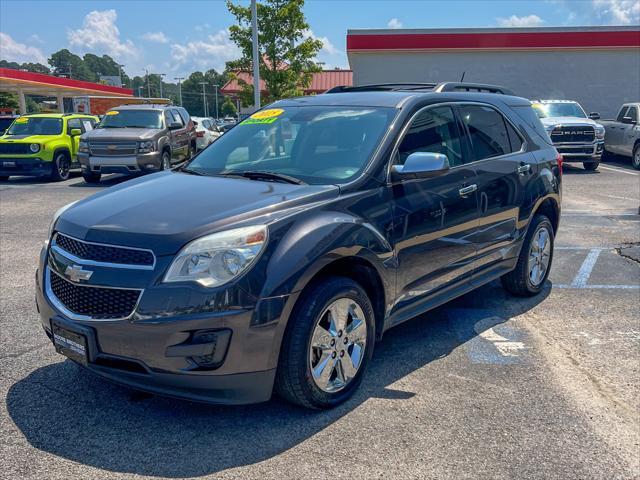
325, 83, 438, 93
433, 82, 514, 95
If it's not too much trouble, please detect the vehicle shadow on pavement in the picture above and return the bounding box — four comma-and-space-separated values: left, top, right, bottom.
68, 174, 132, 188
6, 280, 550, 478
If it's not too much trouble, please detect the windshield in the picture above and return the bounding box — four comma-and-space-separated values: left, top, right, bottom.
532, 102, 587, 119
0, 118, 15, 133
184, 106, 396, 185
98, 110, 163, 129
6, 117, 62, 136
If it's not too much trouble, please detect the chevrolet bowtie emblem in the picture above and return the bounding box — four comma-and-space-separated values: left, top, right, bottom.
107, 144, 117, 150
64, 265, 94, 283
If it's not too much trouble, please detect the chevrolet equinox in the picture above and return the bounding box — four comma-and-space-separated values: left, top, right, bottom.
37, 82, 562, 409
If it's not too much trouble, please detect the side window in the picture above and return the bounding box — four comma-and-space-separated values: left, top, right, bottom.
170, 110, 184, 126
505, 121, 524, 152
397, 106, 464, 167
176, 107, 190, 124
459, 105, 511, 160
628, 107, 638, 122
67, 118, 83, 133
164, 111, 173, 126
617, 107, 629, 122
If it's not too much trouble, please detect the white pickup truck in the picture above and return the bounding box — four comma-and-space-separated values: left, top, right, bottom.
600, 103, 640, 170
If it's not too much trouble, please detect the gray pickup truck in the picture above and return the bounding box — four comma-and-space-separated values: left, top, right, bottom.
79, 104, 197, 183
600, 103, 640, 170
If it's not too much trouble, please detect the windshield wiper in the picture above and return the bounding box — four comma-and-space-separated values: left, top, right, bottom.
221, 170, 305, 185
179, 166, 206, 176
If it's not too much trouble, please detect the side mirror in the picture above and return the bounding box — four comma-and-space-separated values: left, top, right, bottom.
588, 112, 600, 120
391, 152, 450, 180
70, 128, 82, 136
168, 121, 182, 130
622, 116, 636, 125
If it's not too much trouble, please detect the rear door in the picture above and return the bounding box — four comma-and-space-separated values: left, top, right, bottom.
391, 104, 479, 316
457, 103, 534, 280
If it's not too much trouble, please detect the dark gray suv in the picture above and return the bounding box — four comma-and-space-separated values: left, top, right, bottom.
78, 104, 197, 183
37, 82, 562, 409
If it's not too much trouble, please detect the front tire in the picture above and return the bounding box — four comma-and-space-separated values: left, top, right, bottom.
160, 150, 171, 170
501, 214, 554, 297
50, 151, 70, 181
632, 144, 640, 170
82, 171, 101, 183
0, 176, 9, 181
275, 276, 375, 409
583, 160, 599, 171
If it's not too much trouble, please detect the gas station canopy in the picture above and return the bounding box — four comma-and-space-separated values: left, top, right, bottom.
0, 68, 133, 113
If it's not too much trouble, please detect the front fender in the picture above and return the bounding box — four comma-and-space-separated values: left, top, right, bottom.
259, 211, 394, 300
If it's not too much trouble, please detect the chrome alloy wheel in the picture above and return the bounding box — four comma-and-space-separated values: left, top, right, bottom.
309, 298, 367, 393
528, 226, 551, 286
633, 148, 640, 169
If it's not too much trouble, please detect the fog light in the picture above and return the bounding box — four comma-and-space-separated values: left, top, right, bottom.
165, 329, 232, 369
146, 163, 155, 169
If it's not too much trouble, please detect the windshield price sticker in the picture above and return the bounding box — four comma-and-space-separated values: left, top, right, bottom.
106, 111, 119, 116
242, 108, 284, 125
15, 117, 29, 123
242, 117, 280, 125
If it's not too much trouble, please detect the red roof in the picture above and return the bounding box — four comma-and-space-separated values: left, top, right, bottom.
0, 68, 133, 96
347, 27, 640, 51
221, 69, 353, 96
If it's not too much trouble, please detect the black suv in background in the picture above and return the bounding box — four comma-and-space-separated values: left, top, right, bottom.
78, 104, 197, 183
37, 82, 561, 409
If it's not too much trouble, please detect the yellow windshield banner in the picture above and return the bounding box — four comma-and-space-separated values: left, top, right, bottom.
106, 111, 119, 116
15, 117, 29, 123
250, 108, 284, 120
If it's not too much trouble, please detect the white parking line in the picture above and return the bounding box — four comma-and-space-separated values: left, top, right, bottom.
571, 248, 602, 288
599, 165, 639, 176
555, 284, 640, 289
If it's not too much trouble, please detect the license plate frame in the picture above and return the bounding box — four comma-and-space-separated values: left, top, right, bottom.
51, 319, 89, 365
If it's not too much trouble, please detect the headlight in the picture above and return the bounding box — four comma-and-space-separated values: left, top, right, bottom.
79, 140, 89, 153
47, 201, 79, 240
138, 140, 155, 153
595, 127, 605, 140
30, 143, 40, 153
163, 225, 268, 287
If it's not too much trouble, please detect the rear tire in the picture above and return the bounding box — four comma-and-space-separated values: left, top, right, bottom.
632, 144, 640, 170
501, 214, 554, 297
82, 171, 101, 183
275, 276, 375, 409
50, 151, 70, 181
583, 161, 599, 171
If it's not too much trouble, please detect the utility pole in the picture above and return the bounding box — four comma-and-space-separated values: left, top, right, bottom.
213, 84, 219, 120
144, 69, 150, 97
117, 64, 125, 87
174, 77, 184, 106
251, 0, 260, 109
157, 73, 166, 98
199, 81, 208, 117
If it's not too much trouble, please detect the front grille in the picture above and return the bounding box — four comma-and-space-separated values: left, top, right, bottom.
557, 146, 595, 155
550, 126, 595, 143
49, 270, 141, 319
0, 143, 30, 154
54, 233, 154, 267
89, 142, 137, 156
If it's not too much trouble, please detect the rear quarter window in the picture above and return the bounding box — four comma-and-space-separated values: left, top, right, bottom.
511, 105, 553, 145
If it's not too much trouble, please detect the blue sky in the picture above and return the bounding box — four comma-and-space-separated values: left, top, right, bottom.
1, 0, 638, 79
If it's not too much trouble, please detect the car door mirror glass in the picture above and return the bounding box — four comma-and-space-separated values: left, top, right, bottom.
588, 112, 600, 120
392, 152, 450, 179
168, 122, 182, 130
69, 128, 82, 136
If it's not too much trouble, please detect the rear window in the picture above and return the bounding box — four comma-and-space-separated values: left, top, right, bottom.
511, 105, 552, 145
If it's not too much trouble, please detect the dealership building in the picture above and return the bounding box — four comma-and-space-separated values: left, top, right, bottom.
346, 26, 640, 117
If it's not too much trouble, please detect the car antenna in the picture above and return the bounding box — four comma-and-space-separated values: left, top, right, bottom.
460, 71, 466, 82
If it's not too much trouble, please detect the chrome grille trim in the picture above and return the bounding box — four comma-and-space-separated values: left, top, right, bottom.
89, 142, 138, 156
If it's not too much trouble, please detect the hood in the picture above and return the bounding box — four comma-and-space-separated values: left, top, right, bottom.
540, 116, 601, 128
56, 172, 339, 255
82, 128, 162, 141
1, 134, 58, 143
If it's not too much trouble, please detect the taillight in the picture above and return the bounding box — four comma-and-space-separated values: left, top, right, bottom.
556, 151, 563, 176
196, 131, 204, 137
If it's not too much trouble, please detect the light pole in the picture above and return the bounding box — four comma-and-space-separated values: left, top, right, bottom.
251, 0, 260, 109
117, 64, 125, 87
199, 81, 208, 117
137, 86, 143, 97
144, 69, 150, 97
157, 73, 166, 98
213, 84, 219, 120
174, 77, 184, 106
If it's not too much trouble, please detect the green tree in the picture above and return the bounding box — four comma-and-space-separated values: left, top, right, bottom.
0, 59, 50, 74
0, 92, 19, 110
226, 0, 322, 105
220, 97, 237, 117
180, 69, 228, 116
48, 49, 94, 81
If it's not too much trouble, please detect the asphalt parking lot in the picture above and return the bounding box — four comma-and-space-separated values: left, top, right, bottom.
1, 158, 638, 480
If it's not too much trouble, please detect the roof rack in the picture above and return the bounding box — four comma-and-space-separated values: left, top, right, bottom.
325, 81, 514, 96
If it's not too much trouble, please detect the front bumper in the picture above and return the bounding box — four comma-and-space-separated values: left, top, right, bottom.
0, 157, 52, 177
78, 151, 162, 175
36, 243, 295, 405
555, 141, 604, 161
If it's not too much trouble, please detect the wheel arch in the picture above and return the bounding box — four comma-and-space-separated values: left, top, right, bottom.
532, 195, 560, 233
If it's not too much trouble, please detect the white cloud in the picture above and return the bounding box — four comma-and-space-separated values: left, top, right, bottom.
170, 29, 240, 72
303, 29, 340, 56
497, 14, 545, 27
142, 31, 169, 44
387, 18, 403, 29
593, 0, 640, 24
68, 10, 138, 60
0, 32, 47, 63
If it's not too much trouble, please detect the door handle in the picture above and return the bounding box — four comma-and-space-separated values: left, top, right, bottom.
517, 164, 531, 174
458, 184, 477, 197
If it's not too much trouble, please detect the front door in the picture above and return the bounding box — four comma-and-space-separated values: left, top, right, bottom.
391, 105, 479, 318
66, 118, 83, 161
620, 106, 638, 156
457, 103, 533, 278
